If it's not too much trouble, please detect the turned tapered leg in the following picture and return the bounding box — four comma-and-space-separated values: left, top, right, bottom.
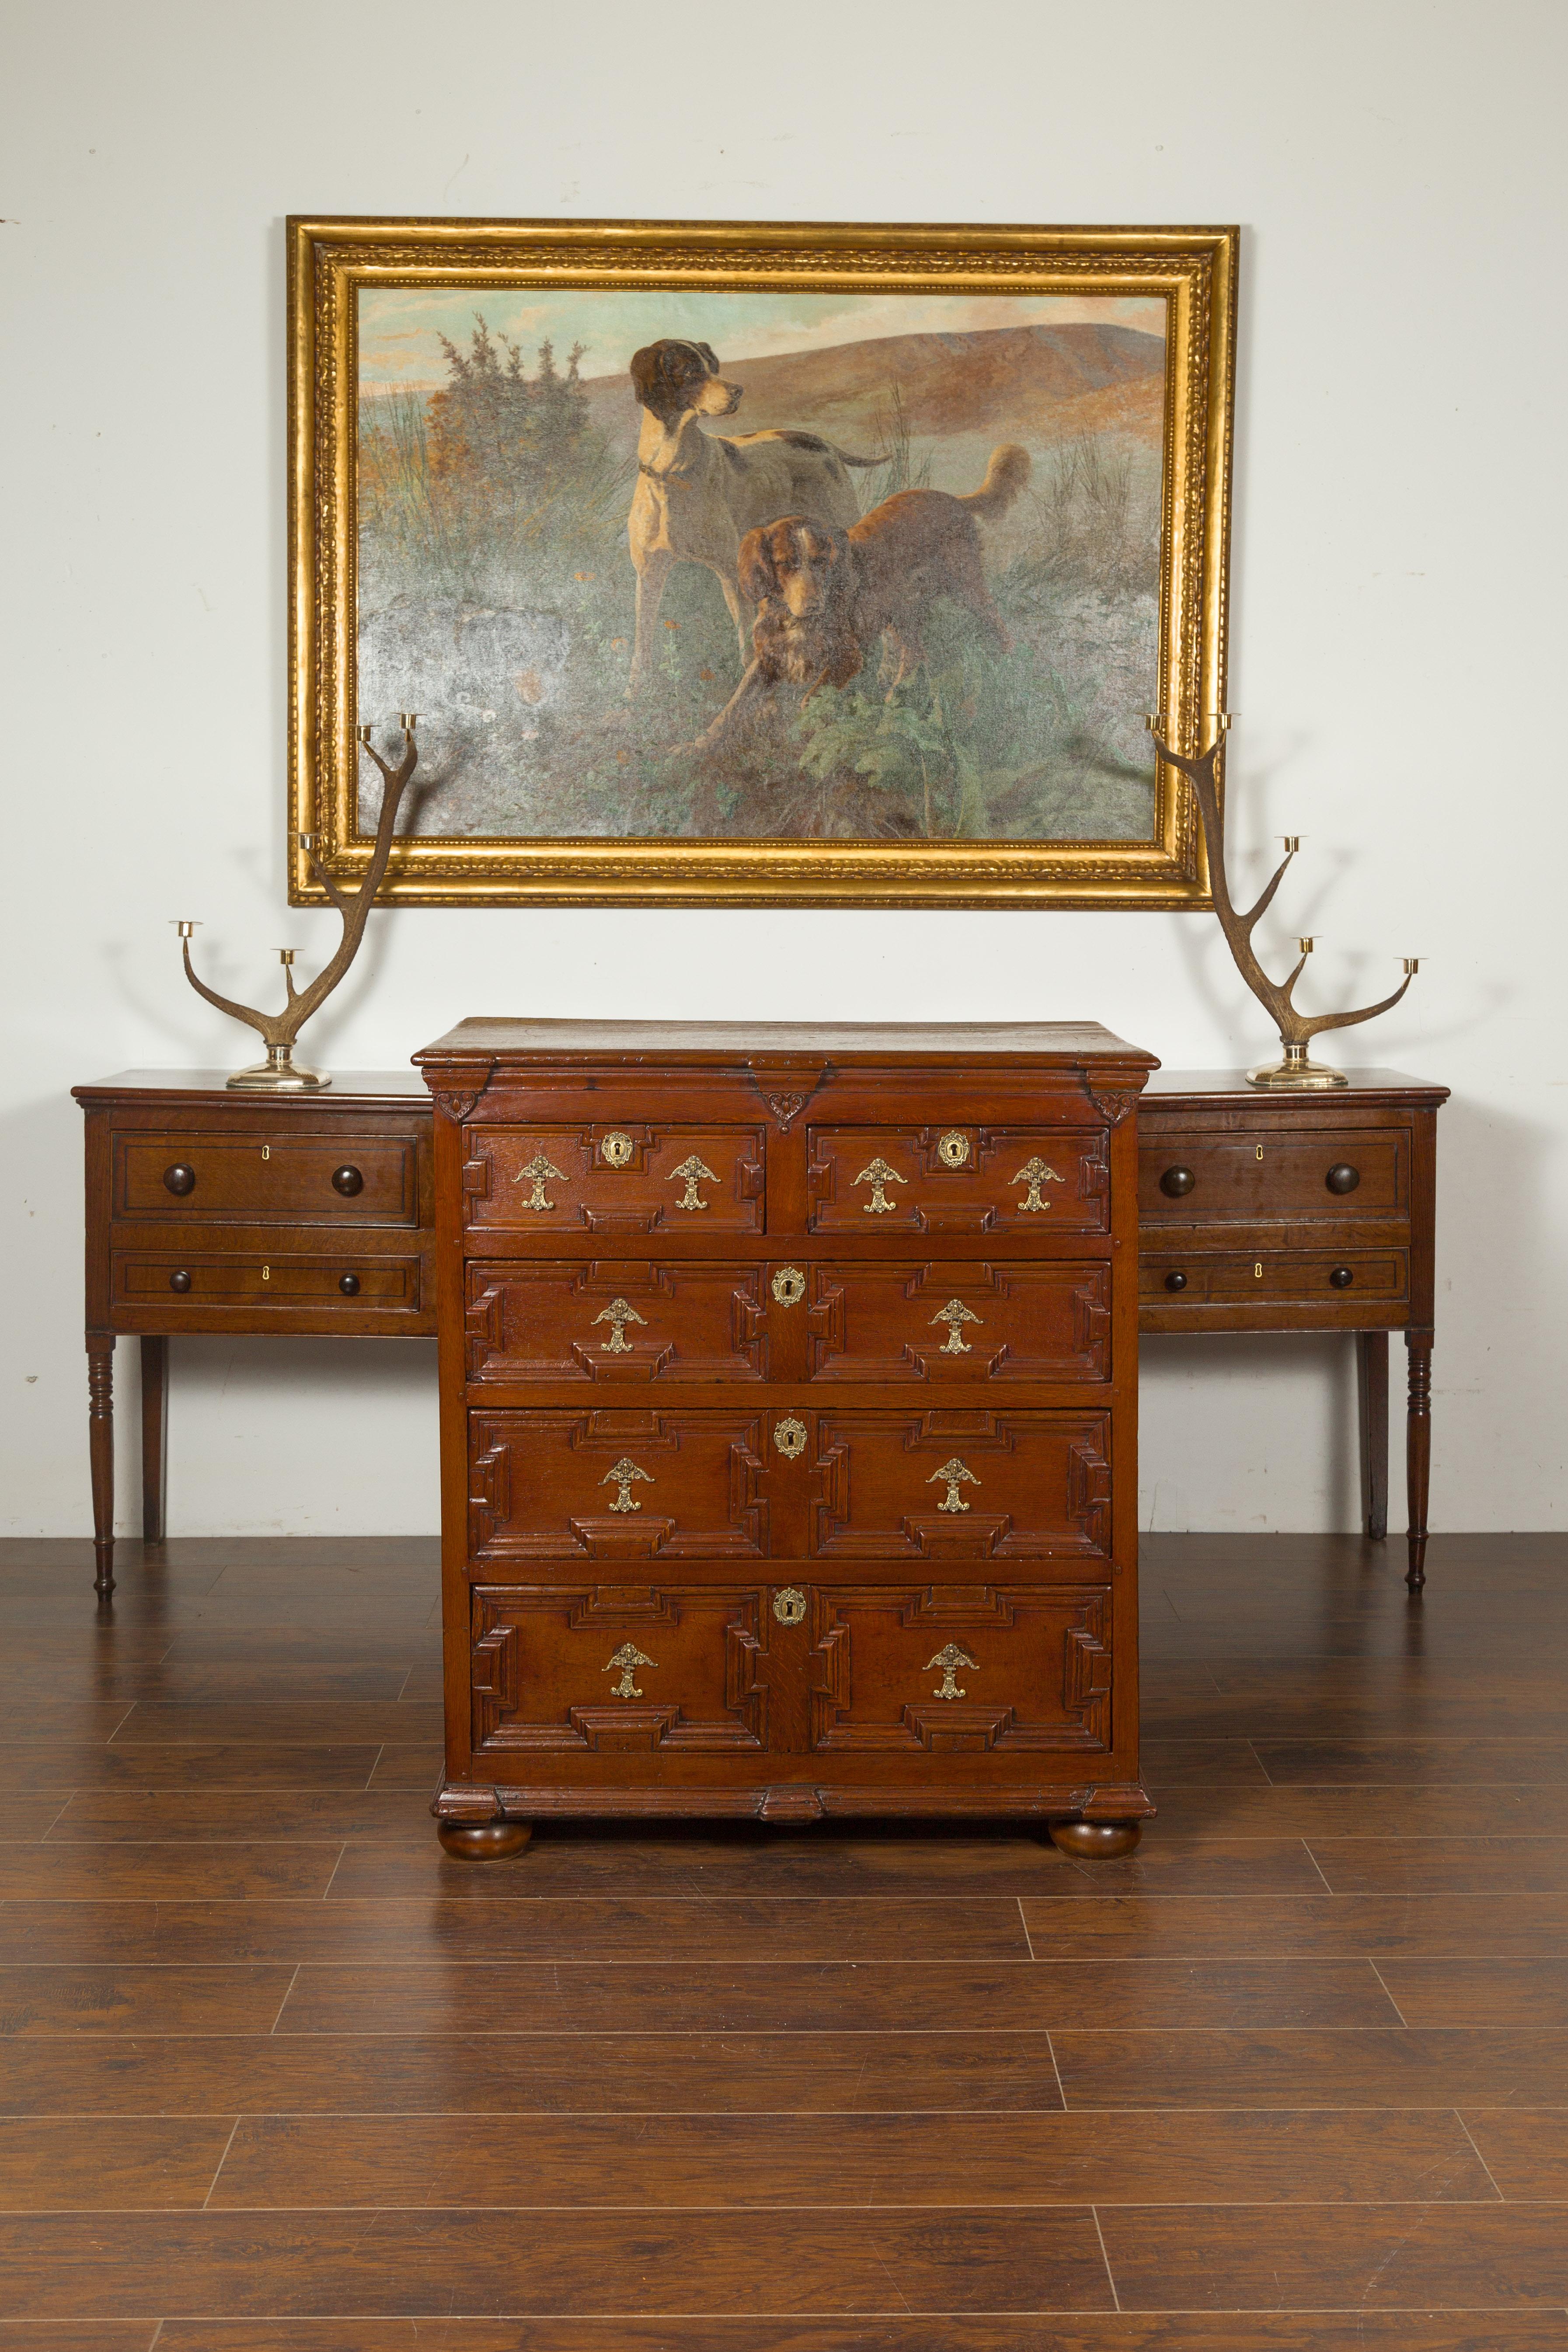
1357, 1331, 1389, 1541
1406, 1327, 1433, 1592
140, 1336, 168, 1543
87, 1336, 115, 1602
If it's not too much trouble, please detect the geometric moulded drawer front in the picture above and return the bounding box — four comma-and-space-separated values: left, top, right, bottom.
464, 1125, 765, 1237
809, 1583, 1114, 1754
468, 1408, 768, 1565
807, 1125, 1108, 1235
470, 1584, 767, 1753
810, 1409, 1113, 1562
465, 1261, 766, 1383
807, 1260, 1111, 1383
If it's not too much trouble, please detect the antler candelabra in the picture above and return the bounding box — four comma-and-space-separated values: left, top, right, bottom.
177, 715, 426, 1091
1149, 718, 1420, 1089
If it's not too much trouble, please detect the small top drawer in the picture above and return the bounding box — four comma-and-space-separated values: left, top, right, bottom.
464, 1125, 766, 1237
807, 1125, 1108, 1236
113, 1133, 420, 1225
1138, 1129, 1408, 1226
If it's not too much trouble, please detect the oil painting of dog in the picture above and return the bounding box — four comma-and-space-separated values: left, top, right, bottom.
350, 270, 1183, 854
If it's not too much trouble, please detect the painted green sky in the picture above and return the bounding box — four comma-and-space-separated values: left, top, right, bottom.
358, 286, 1165, 392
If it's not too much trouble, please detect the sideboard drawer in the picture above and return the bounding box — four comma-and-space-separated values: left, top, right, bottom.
469, 1583, 767, 1754
807, 1261, 1111, 1383
810, 1408, 1113, 1562
468, 1408, 770, 1564
114, 1134, 419, 1225
810, 1582, 1114, 1754
807, 1125, 1108, 1236
1140, 1248, 1409, 1307
115, 1253, 422, 1310
1139, 1129, 1408, 1226
463, 1125, 766, 1238
465, 1261, 766, 1384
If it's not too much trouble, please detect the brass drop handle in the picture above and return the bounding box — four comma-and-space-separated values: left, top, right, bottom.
1164, 1269, 1188, 1292
338, 1272, 360, 1296
1159, 1165, 1195, 1197
331, 1165, 364, 1196
169, 1268, 192, 1293
1325, 1164, 1360, 1195
1328, 1265, 1355, 1289
163, 1164, 196, 1197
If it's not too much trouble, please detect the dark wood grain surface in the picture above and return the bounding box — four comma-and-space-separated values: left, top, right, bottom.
2, 1526, 1565, 2343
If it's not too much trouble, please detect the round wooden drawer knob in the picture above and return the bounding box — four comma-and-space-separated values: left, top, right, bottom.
1164, 1269, 1188, 1292
1328, 1265, 1355, 1289
1325, 1164, 1361, 1195
1159, 1165, 1195, 1197
338, 1273, 361, 1296
163, 1164, 196, 1197
169, 1269, 192, 1293
331, 1165, 364, 1196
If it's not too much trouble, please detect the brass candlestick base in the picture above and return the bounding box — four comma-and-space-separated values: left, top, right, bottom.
226, 1043, 331, 1092
1247, 1042, 1348, 1090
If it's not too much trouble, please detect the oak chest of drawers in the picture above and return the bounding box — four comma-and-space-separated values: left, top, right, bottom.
415, 1019, 1156, 1858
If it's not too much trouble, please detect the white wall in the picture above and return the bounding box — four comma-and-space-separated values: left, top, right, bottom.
4, 0, 1565, 1539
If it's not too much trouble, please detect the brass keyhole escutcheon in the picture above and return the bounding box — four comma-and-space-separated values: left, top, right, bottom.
771, 1267, 806, 1308
772, 1586, 807, 1627
1254, 1262, 1263, 1279
773, 1417, 808, 1460
937, 1129, 971, 1168
1256, 1145, 1264, 1161
261, 1146, 271, 1161
601, 1132, 634, 1168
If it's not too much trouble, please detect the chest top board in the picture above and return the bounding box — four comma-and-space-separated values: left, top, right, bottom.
413, 1018, 1156, 1861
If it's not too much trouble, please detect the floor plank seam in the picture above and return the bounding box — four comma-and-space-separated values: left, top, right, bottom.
199, 2116, 243, 2209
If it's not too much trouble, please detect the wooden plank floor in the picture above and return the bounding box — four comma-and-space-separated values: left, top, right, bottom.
1, 1530, 1565, 2349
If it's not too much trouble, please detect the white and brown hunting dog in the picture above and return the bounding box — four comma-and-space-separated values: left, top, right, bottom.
624, 338, 882, 696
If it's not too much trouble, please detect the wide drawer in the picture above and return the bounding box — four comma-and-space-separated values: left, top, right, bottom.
114, 1133, 419, 1224
467, 1406, 1112, 1565
115, 1252, 422, 1309
807, 1125, 1108, 1235
464, 1124, 765, 1237
1140, 1248, 1408, 1306
1138, 1128, 1408, 1225
462, 1257, 1112, 1387
466, 1578, 1115, 1760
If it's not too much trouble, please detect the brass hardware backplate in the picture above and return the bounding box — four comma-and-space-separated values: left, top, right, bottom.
929, 1455, 979, 1512
519, 1152, 566, 1211
602, 1456, 653, 1512
592, 1296, 647, 1353
1013, 1156, 1064, 1213
854, 1156, 904, 1214
601, 1131, 634, 1168
671, 1154, 718, 1212
925, 1641, 978, 1700
771, 1266, 806, 1308
772, 1585, 808, 1627
930, 1298, 982, 1355
604, 1641, 655, 1699
773, 1416, 808, 1460
937, 1129, 971, 1168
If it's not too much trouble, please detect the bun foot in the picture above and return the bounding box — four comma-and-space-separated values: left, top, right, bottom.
437, 1820, 532, 1862
1048, 1819, 1142, 1861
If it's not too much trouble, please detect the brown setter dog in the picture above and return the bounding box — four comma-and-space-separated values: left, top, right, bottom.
687, 445, 1030, 749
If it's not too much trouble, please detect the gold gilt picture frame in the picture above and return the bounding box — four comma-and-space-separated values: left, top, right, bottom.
288, 217, 1236, 908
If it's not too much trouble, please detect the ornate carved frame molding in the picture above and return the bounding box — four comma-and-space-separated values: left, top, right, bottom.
289, 216, 1236, 909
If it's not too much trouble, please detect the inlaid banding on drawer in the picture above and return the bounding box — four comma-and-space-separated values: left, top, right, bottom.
809, 1583, 1114, 1754
465, 1261, 766, 1384
808, 1260, 1111, 1383
463, 1125, 765, 1236
470, 1584, 768, 1754
810, 1408, 1113, 1561
115, 1254, 419, 1307
1139, 1249, 1409, 1304
1138, 1128, 1408, 1224
468, 1409, 769, 1563
807, 1125, 1108, 1235
113, 1135, 418, 1224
